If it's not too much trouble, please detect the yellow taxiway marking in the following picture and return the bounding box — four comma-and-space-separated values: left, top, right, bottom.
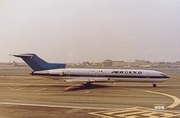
143, 90, 180, 108
89, 107, 180, 118
90, 111, 114, 118
105, 109, 136, 115
89, 90, 180, 117
33, 88, 47, 92
115, 111, 149, 117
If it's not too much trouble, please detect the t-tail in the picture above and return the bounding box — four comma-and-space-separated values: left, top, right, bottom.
12, 54, 66, 71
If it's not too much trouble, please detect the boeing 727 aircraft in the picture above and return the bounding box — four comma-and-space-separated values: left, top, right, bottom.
13, 54, 170, 87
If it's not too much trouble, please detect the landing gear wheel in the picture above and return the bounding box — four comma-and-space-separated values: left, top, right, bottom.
153, 83, 157, 87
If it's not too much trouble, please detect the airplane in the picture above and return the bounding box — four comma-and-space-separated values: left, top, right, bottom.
12, 53, 170, 87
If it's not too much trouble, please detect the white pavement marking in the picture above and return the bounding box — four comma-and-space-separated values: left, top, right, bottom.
8, 87, 25, 91
0, 101, 120, 110
64, 84, 82, 90
85, 91, 90, 93
143, 90, 180, 108
9, 87, 47, 92
33, 88, 47, 92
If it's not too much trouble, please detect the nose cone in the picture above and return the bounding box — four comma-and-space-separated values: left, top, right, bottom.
164, 75, 170, 78
161, 73, 170, 79
160, 72, 170, 79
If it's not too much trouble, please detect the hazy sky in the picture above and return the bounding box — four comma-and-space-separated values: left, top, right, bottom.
0, 0, 180, 63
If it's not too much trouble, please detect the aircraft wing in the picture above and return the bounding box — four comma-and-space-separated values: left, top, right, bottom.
64, 77, 110, 82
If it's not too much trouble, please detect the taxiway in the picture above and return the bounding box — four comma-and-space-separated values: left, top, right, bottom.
0, 67, 179, 118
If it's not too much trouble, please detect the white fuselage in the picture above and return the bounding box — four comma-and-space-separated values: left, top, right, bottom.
32, 68, 169, 83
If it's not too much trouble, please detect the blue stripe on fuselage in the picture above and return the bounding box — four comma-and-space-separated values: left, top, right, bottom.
32, 73, 169, 78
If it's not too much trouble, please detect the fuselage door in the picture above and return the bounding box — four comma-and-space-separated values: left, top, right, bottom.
66, 71, 70, 76
146, 72, 150, 78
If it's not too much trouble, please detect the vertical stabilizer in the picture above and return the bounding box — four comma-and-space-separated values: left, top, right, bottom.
13, 54, 65, 71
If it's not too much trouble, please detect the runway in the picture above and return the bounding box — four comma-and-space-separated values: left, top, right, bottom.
0, 67, 180, 118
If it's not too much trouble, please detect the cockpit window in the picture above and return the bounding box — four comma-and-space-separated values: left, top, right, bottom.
160, 73, 166, 76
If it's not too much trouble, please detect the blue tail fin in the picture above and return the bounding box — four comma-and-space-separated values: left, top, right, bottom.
13, 54, 66, 71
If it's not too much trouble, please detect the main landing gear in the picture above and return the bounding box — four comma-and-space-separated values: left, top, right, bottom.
84, 82, 92, 88
153, 83, 157, 87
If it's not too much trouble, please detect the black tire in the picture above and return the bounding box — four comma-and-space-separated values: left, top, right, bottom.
153, 84, 157, 87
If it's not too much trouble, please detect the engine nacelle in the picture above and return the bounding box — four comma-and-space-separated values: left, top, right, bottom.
30, 70, 64, 76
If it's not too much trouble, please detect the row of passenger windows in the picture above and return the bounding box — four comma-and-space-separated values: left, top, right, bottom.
65, 73, 105, 75
64, 73, 140, 75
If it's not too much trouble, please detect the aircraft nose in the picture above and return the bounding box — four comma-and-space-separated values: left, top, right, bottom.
165, 75, 170, 78
160, 73, 170, 78
163, 74, 170, 78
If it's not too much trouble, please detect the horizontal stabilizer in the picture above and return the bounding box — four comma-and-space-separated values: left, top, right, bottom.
12, 54, 33, 58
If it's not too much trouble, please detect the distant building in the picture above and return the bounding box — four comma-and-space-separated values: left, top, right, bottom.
140, 65, 152, 68
176, 61, 180, 64
13, 61, 27, 67
103, 59, 113, 67
135, 60, 150, 65
82, 61, 91, 66
112, 61, 126, 67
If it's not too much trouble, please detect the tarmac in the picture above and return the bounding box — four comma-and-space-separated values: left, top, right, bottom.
0, 66, 180, 118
